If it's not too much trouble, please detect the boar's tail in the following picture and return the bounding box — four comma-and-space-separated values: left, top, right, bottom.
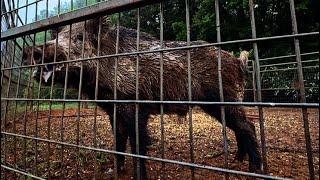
239, 50, 249, 74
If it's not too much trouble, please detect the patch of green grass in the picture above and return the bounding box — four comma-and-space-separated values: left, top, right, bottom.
96, 152, 109, 164
35, 102, 95, 111
6, 102, 95, 118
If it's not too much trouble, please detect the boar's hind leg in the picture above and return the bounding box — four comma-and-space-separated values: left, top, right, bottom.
200, 105, 262, 172
109, 113, 128, 172
126, 107, 150, 180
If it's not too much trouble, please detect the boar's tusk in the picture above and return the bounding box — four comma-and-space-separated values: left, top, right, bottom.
55, 65, 64, 71
45, 64, 49, 71
32, 67, 39, 77
43, 71, 53, 83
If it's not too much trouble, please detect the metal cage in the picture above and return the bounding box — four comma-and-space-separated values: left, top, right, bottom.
1, 0, 319, 179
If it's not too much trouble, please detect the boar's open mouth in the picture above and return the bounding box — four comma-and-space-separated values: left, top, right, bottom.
32, 64, 54, 83
33, 61, 82, 84
32, 52, 73, 83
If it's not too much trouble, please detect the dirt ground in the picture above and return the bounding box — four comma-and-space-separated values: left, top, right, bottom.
1, 106, 319, 179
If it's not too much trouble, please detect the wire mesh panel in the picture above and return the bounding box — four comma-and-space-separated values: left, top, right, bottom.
1, 0, 319, 179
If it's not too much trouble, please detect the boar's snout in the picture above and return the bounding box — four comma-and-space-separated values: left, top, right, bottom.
22, 43, 66, 83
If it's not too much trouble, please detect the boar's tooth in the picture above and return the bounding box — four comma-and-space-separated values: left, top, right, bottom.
75, 62, 81, 67
43, 71, 53, 83
55, 65, 63, 71
45, 65, 49, 71
32, 67, 39, 77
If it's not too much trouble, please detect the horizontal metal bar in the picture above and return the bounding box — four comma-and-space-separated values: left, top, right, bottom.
248, 52, 319, 63
245, 87, 319, 91
254, 59, 318, 68
0, 0, 163, 41
247, 65, 319, 73
259, 52, 319, 62
1, 0, 44, 17
1, 132, 290, 180
1, 32, 319, 71
1, 164, 45, 180
1, 98, 318, 108
301, 66, 319, 69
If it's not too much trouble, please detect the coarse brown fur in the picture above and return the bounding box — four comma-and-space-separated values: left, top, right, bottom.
23, 18, 261, 179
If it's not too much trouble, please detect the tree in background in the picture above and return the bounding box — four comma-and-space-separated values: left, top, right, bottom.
133, 0, 317, 56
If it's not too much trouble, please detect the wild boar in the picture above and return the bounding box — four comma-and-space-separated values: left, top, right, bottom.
23, 18, 261, 179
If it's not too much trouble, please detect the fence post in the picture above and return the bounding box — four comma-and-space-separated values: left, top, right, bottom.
289, 0, 315, 179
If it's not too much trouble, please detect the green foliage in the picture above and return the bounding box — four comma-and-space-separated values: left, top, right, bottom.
115, 0, 317, 57
35, 31, 52, 45
172, 21, 187, 41
30, 81, 79, 100
96, 152, 109, 164
192, 0, 215, 42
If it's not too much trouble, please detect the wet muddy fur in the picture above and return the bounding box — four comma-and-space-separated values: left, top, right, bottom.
23, 18, 262, 179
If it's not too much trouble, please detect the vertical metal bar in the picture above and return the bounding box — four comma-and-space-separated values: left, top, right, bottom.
185, 0, 194, 179
289, 0, 315, 179
11, 37, 25, 174
71, 0, 73, 11
22, 0, 29, 174
113, 13, 120, 180
76, 20, 86, 180
34, 0, 38, 23
58, 0, 60, 14
249, 0, 268, 173
251, 63, 257, 102
25, 0, 28, 25
22, 38, 34, 176
14, 0, 18, 26
13, 3, 20, 142
93, 17, 102, 180
7, 0, 14, 27
0, 39, 4, 179
59, 24, 72, 179
0, 40, 6, 86
29, 0, 39, 112
2, 38, 16, 179
1, 40, 8, 74
0, 0, 2, 29
34, 30, 47, 176
29, 0, 38, 169
214, 0, 229, 178
45, 0, 48, 18
6, 0, 15, 28
135, 8, 141, 180
10, 38, 17, 180
159, 2, 165, 179
46, 28, 59, 180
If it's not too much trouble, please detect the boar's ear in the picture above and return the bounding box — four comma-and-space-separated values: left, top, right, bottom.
50, 26, 64, 39
86, 16, 110, 34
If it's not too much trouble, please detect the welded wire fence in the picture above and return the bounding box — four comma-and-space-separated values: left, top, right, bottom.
1, 0, 319, 179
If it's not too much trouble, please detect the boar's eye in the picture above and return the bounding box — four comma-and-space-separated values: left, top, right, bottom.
33, 50, 42, 61
75, 34, 84, 42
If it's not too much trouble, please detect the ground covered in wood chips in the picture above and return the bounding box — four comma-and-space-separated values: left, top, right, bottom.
1, 106, 319, 179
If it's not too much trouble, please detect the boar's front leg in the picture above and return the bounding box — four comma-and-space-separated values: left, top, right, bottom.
122, 105, 150, 180
108, 112, 129, 172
